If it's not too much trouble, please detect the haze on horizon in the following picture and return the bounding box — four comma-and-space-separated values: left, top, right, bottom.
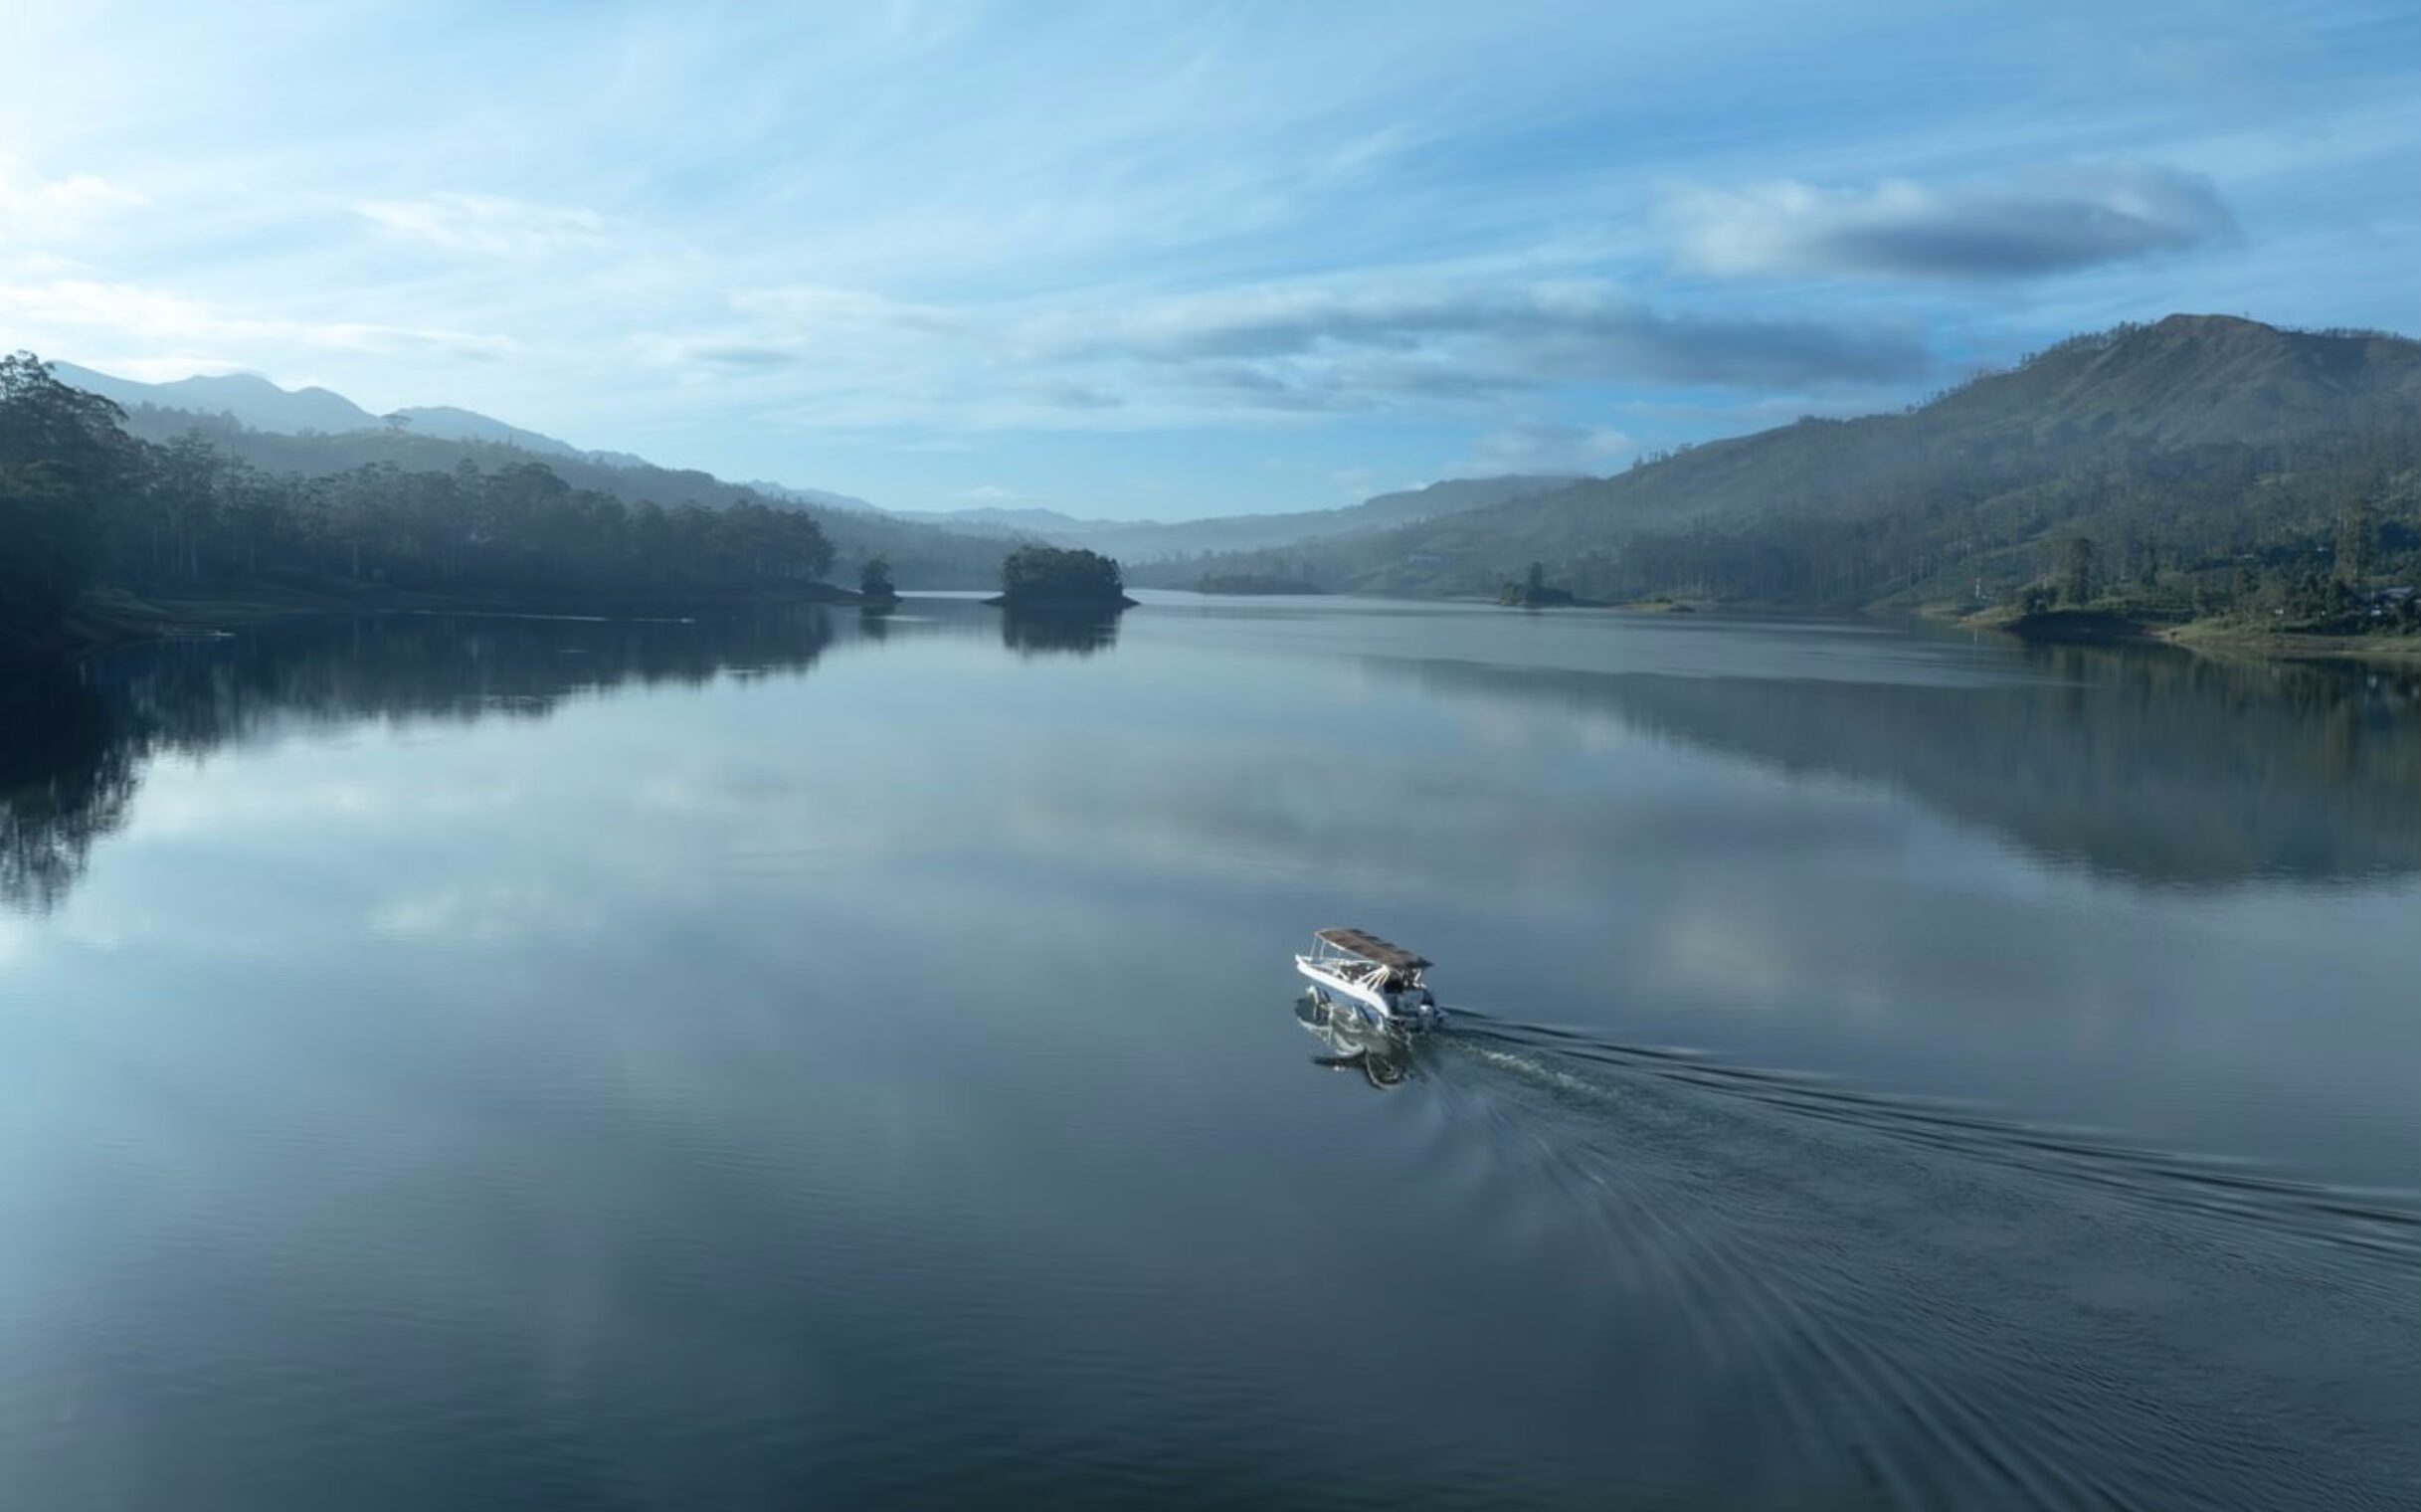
4, 0, 2416, 521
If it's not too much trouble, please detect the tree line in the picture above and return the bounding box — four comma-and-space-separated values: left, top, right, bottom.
2, 354, 836, 656
1560, 427, 2421, 625
1188, 421, 2421, 623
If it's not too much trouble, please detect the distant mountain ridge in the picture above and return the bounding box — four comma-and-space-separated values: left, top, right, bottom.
51, 363, 379, 435
50, 360, 647, 461
888, 475, 1578, 562
1165, 315, 2421, 603
49, 363, 874, 523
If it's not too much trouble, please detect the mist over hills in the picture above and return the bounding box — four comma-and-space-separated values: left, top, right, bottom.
1143, 316, 2421, 605
52, 363, 597, 457
49, 315, 2421, 608
49, 361, 993, 583
51, 360, 1553, 582
54, 362, 867, 512
51, 363, 379, 436
884, 475, 1577, 563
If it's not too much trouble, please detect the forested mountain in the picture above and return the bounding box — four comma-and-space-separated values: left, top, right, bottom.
91, 395, 999, 587
1171, 316, 2421, 609
1, 353, 919, 658
893, 474, 1574, 564
46, 362, 969, 580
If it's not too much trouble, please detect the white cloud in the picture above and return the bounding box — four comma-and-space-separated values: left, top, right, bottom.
635, 274, 1932, 434
353, 191, 606, 258
732, 284, 965, 335
1470, 420, 1636, 474
0, 155, 145, 241
1665, 163, 2239, 281
0, 278, 517, 363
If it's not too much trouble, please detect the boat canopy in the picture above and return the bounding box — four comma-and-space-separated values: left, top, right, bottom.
1313, 927, 1430, 971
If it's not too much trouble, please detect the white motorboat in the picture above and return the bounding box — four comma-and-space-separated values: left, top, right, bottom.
1295, 927, 1441, 1031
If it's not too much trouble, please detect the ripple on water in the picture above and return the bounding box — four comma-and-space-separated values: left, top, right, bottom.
1402, 1013, 2421, 1510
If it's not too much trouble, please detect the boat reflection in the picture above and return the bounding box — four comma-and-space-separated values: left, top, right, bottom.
1294, 993, 1417, 1090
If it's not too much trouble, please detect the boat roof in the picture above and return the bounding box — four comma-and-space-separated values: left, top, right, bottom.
1314, 927, 1430, 970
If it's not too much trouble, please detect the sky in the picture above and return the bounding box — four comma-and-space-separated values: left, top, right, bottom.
2, 0, 2417, 520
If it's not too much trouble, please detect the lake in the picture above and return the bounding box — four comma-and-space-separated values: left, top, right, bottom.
2, 594, 2416, 1510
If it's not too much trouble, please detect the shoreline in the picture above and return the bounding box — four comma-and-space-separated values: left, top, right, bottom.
43, 578, 883, 662
1930, 603, 2421, 662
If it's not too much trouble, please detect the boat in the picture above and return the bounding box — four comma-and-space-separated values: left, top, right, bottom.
1294, 927, 1441, 1031
1295, 993, 1415, 1088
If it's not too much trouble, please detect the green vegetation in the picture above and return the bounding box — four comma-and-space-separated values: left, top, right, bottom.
1498, 560, 1577, 607
1166, 316, 2421, 654
994, 544, 1135, 608
97, 385, 1008, 588
859, 554, 897, 601
1195, 571, 1323, 596
2, 352, 847, 659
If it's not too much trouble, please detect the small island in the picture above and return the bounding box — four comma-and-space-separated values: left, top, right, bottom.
856, 554, 900, 609
1498, 561, 1578, 608
988, 544, 1138, 610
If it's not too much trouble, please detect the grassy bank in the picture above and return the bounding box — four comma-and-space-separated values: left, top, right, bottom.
1943, 602, 2421, 661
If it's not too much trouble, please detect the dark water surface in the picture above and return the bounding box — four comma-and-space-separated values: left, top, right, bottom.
3, 594, 2416, 1510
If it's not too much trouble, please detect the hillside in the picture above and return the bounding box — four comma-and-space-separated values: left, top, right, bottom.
94, 397, 1009, 586
918, 474, 1575, 566
52, 363, 377, 435
1181, 316, 2421, 606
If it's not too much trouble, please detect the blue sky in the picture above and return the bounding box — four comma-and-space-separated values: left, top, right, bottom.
3, 0, 2417, 519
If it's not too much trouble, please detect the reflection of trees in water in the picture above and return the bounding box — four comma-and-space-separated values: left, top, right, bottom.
1000, 608, 1122, 658
110, 609, 840, 757
1386, 644, 2421, 888
0, 664, 139, 911
0, 609, 843, 909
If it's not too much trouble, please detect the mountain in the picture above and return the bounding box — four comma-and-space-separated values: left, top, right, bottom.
44, 359, 971, 575
885, 505, 1096, 538
91, 397, 1006, 586
1180, 316, 2421, 604
386, 405, 584, 458
53, 361, 627, 460
897, 475, 1577, 564
743, 480, 884, 514
51, 362, 378, 435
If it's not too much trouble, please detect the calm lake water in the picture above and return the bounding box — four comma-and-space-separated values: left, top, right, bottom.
3, 594, 2416, 1510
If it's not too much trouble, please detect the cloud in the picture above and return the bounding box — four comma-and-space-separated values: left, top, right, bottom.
0, 156, 145, 240
353, 191, 606, 258
1665, 163, 2239, 281
686, 342, 801, 372
0, 278, 516, 362
1469, 420, 1636, 474
651, 276, 1933, 431
1027, 279, 1932, 391
731, 284, 967, 335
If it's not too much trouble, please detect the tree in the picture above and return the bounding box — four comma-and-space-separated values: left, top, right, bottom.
0, 354, 130, 645
1526, 560, 1547, 598
859, 554, 894, 598
2336, 498, 2378, 584
2062, 535, 2098, 606
999, 544, 1126, 605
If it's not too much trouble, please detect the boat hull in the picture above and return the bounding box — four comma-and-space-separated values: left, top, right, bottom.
1294, 956, 1440, 1030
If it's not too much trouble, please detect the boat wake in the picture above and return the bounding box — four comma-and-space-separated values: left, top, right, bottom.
1350, 1006, 2421, 1510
